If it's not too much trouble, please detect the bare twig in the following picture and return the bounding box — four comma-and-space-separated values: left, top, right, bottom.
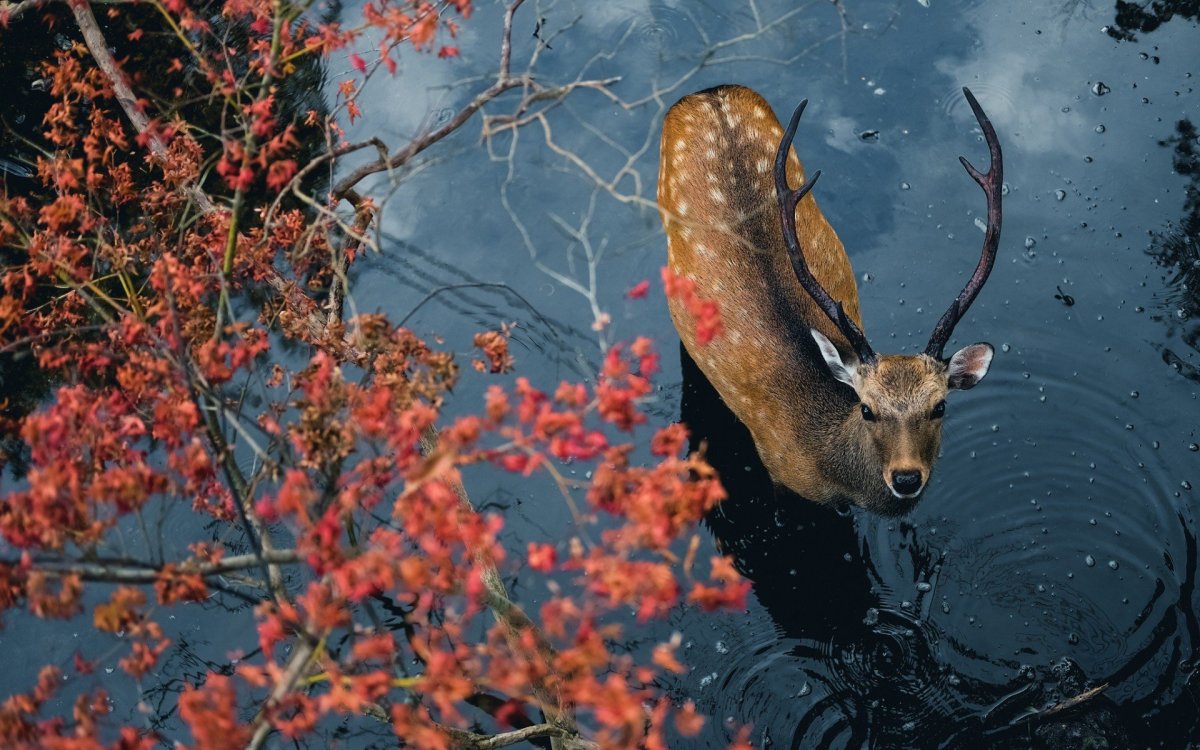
13, 550, 300, 584
441, 722, 598, 750
1038, 683, 1109, 718
329, 0, 532, 200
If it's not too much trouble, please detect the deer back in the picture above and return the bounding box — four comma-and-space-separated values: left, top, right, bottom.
657, 85, 869, 502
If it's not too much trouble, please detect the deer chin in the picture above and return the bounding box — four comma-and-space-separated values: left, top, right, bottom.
874, 492, 922, 517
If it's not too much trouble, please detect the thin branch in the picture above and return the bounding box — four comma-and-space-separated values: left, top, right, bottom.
70, 0, 218, 213
441, 722, 597, 750
329, 0, 530, 200
1037, 683, 1109, 718
14, 550, 300, 584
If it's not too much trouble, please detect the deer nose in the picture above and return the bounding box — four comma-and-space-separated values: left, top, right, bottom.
891, 470, 923, 496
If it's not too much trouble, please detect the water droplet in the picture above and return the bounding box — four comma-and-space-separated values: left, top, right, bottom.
1095, 124, 1106, 133
1085, 554, 1096, 567
1091, 82, 1111, 96
916, 581, 932, 592
974, 217, 987, 233
1055, 189, 1067, 201
797, 681, 812, 696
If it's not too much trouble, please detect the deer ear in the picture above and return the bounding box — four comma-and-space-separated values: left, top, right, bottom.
947, 343, 994, 390
810, 329, 858, 389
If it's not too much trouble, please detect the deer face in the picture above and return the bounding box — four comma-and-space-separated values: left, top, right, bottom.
812, 330, 993, 506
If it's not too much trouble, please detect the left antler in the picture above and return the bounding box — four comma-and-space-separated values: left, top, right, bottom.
925, 87, 1004, 360
775, 99, 878, 365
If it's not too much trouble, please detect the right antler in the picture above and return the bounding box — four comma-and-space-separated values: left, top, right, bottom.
925, 87, 1004, 360
775, 100, 878, 365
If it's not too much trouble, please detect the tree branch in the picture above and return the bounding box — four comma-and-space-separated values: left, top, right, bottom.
11, 550, 300, 584
329, 0, 530, 200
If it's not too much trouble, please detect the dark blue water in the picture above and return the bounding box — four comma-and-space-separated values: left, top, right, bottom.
2, 0, 1198, 747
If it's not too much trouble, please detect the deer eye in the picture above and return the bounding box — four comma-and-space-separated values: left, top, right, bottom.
930, 400, 946, 419
860, 403, 877, 422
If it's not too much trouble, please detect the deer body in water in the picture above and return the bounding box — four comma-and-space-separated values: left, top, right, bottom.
657, 85, 1002, 515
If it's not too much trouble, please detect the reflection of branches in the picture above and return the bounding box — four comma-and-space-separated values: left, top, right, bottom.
1147, 119, 1200, 380
1106, 0, 1200, 40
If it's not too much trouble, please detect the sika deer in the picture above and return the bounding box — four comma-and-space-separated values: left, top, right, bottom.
658, 86, 1002, 515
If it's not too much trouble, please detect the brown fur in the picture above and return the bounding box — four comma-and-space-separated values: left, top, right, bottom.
659, 85, 961, 515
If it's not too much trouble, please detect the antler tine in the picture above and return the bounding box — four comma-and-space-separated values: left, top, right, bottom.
925, 87, 1004, 359
775, 99, 877, 365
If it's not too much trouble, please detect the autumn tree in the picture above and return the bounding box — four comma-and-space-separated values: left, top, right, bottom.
0, 0, 748, 748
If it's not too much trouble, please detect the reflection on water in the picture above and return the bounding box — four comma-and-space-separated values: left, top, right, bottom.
1148, 118, 1200, 381
1106, 0, 1200, 40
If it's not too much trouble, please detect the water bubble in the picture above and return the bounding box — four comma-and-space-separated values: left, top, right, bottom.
1055, 189, 1067, 201
1130, 390, 1139, 398
874, 87, 887, 96
974, 217, 987, 233
941, 601, 951, 613
1085, 554, 1096, 567
899, 181, 911, 191
1001, 343, 1011, 352
1183, 480, 1193, 491
863, 608, 880, 626
916, 581, 932, 592
1061, 106, 1071, 113
1091, 82, 1111, 96
1095, 124, 1106, 133
860, 130, 880, 142
1108, 560, 1119, 570
1083, 156, 1094, 163
797, 681, 812, 697
1068, 632, 1080, 644
1188, 443, 1198, 452
699, 672, 718, 688
1024, 236, 1037, 249
715, 641, 729, 654
917, 0, 930, 7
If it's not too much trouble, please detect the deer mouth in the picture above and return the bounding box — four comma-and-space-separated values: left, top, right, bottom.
888, 485, 924, 501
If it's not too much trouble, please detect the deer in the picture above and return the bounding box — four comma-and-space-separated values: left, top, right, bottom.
657, 85, 1002, 516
